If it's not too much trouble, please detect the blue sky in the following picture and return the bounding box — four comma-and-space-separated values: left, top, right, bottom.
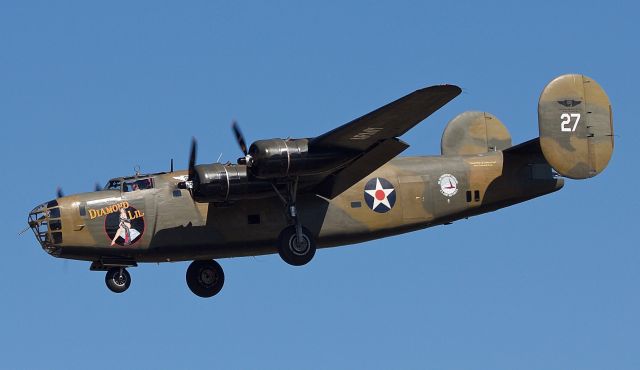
1, 1, 638, 369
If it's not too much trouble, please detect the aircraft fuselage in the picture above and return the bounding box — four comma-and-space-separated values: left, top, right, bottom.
32, 150, 562, 264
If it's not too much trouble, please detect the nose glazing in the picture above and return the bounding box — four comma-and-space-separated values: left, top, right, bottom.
28, 199, 63, 255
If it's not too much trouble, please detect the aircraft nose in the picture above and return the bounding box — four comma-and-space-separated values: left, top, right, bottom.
27, 199, 63, 255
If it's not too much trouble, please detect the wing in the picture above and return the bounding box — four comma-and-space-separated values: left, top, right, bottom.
310, 85, 462, 151
311, 84, 461, 198
314, 138, 409, 199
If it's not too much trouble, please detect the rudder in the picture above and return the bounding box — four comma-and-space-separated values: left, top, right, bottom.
538, 74, 613, 179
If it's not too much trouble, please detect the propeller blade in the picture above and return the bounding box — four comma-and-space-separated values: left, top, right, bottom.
188, 137, 197, 181
94, 182, 102, 191
232, 121, 248, 156
56, 187, 64, 198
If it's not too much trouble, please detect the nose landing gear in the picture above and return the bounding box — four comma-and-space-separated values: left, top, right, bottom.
91, 260, 137, 294
105, 267, 131, 293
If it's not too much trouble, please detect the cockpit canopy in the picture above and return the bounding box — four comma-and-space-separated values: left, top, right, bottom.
103, 177, 155, 192
104, 179, 122, 190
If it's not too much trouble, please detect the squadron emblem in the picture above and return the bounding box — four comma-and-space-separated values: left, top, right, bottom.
438, 174, 459, 197
364, 177, 396, 213
557, 99, 582, 108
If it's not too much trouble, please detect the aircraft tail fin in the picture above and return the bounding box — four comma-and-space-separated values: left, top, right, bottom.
441, 111, 512, 156
538, 74, 614, 179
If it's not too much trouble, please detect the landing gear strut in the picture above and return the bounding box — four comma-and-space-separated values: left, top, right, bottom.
273, 178, 317, 266
105, 267, 131, 293
186, 260, 225, 298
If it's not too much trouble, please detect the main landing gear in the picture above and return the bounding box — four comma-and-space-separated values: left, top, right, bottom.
273, 178, 317, 266
186, 259, 225, 298
278, 225, 315, 266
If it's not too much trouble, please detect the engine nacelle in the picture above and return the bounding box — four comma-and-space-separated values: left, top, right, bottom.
248, 138, 351, 178
192, 163, 273, 202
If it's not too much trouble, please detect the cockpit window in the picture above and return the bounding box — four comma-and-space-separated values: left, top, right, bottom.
123, 178, 153, 192
105, 180, 122, 190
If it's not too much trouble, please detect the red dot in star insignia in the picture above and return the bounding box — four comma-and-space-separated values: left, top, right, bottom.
375, 190, 385, 200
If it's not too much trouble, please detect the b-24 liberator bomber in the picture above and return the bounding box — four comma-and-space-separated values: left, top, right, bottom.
27, 74, 614, 298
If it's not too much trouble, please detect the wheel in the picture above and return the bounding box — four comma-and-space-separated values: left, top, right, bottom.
105, 268, 131, 293
278, 226, 316, 266
186, 260, 225, 298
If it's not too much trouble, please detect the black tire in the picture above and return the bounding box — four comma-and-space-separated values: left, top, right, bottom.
186, 260, 225, 298
105, 268, 131, 293
278, 226, 316, 266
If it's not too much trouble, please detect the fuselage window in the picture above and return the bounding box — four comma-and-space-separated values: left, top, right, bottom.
48, 207, 61, 218
50, 219, 62, 231
51, 232, 63, 244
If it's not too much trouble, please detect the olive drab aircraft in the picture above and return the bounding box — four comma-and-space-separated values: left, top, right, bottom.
27, 74, 614, 298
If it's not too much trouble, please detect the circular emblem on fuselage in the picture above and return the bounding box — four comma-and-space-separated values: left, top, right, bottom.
364, 177, 396, 213
105, 206, 145, 246
438, 174, 459, 197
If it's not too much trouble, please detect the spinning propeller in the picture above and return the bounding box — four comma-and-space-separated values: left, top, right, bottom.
232, 121, 252, 165
187, 121, 250, 178
186, 137, 198, 189
183, 121, 254, 197
232, 121, 247, 157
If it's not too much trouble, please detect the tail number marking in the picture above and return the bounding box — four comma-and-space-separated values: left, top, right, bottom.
560, 113, 581, 132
